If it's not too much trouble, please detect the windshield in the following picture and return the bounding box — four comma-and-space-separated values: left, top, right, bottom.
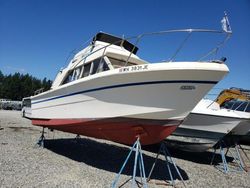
221, 100, 250, 112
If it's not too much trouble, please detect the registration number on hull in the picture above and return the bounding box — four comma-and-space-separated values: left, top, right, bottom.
119, 65, 148, 73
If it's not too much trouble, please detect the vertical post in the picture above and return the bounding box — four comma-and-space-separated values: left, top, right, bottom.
124, 35, 142, 67
234, 144, 245, 171
163, 151, 174, 186
132, 139, 140, 187
37, 127, 45, 147
219, 145, 229, 173
138, 142, 147, 188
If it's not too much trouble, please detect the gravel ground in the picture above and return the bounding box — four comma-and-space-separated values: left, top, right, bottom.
0, 110, 250, 188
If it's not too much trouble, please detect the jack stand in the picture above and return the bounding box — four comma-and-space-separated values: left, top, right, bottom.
235, 144, 250, 172
147, 142, 186, 187
211, 142, 229, 173
36, 127, 45, 148
211, 141, 244, 173
111, 137, 148, 188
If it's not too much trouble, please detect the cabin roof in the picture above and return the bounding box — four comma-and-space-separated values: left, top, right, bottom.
93, 32, 138, 55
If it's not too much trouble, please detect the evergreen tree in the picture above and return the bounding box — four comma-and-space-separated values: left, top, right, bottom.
0, 70, 52, 100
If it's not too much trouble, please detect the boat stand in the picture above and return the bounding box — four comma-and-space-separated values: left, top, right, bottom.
111, 137, 148, 188
210, 141, 245, 173
235, 144, 250, 172
35, 127, 45, 148
147, 142, 186, 187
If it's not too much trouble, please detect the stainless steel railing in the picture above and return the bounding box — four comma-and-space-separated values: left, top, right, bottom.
70, 13, 232, 70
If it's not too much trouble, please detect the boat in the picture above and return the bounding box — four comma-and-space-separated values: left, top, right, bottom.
166, 88, 250, 151
166, 99, 242, 152
215, 87, 250, 107
22, 20, 232, 145
220, 98, 250, 146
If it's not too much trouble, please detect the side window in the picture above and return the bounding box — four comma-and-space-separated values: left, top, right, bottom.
245, 102, 250, 112
62, 58, 110, 82
82, 63, 91, 78
22, 99, 31, 107
236, 101, 247, 112
231, 101, 242, 110
221, 101, 234, 109
62, 70, 74, 84
90, 59, 100, 75
97, 58, 110, 73
90, 58, 110, 75
72, 66, 82, 81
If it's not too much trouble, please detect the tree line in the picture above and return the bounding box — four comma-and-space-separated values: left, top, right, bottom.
0, 70, 52, 101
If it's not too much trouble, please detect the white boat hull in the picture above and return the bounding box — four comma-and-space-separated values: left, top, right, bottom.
166, 99, 241, 151
221, 111, 250, 147
167, 112, 241, 151
229, 111, 250, 135
30, 62, 229, 145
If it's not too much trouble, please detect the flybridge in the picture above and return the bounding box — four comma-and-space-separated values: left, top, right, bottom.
92, 32, 139, 55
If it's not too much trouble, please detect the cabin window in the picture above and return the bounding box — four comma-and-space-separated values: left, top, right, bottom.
108, 57, 136, 69
245, 102, 250, 112
72, 66, 82, 81
235, 101, 248, 112
62, 70, 74, 84
224, 100, 250, 112
82, 63, 91, 78
230, 101, 241, 110
22, 99, 31, 108
97, 58, 110, 73
61, 58, 110, 85
85, 58, 110, 76
90, 58, 110, 75
221, 101, 233, 109
90, 59, 100, 75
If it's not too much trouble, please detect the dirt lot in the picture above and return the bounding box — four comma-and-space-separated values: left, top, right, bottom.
0, 110, 250, 187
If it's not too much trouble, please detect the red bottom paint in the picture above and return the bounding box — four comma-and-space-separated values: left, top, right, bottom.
32, 117, 181, 145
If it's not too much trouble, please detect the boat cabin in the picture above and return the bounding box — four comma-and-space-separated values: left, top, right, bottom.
52, 32, 147, 88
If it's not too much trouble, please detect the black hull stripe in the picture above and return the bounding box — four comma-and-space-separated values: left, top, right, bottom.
32, 80, 217, 105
